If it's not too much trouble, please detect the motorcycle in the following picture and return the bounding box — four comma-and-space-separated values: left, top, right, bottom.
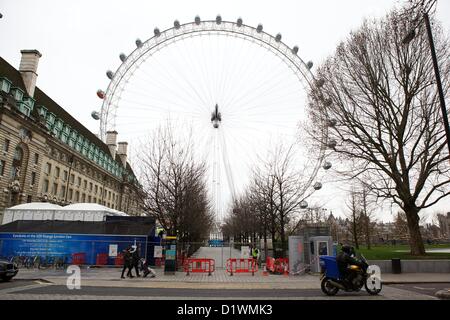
319, 254, 382, 296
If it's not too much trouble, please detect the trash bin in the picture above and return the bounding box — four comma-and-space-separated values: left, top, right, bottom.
392, 258, 401, 274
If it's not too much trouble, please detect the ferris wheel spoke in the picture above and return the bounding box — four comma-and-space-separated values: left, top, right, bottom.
217, 34, 254, 114
220, 126, 261, 169
184, 36, 215, 108
100, 22, 328, 223
234, 67, 301, 114
214, 34, 227, 107
216, 35, 237, 110
222, 40, 272, 112
120, 88, 205, 118
125, 71, 203, 113
219, 37, 266, 110
224, 119, 299, 139
144, 48, 210, 112
221, 41, 244, 113
174, 36, 215, 111
227, 63, 300, 115
132, 62, 205, 114
166, 40, 214, 112
117, 95, 202, 117
224, 47, 287, 113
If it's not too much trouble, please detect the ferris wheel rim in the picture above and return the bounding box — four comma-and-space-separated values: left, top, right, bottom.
99, 18, 320, 139
98, 17, 331, 203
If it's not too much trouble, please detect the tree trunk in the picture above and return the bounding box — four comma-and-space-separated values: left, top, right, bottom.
279, 210, 286, 258
365, 217, 371, 250
404, 205, 426, 255
352, 211, 359, 249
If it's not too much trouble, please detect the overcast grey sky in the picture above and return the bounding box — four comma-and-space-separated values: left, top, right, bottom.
1, 0, 449, 222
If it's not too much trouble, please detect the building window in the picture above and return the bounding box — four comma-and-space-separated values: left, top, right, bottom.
3, 139, 10, 153
75, 191, 80, 202
83, 180, 87, 189
70, 174, 75, 184
45, 162, 51, 175
52, 183, 58, 195
11, 146, 24, 180
63, 170, 68, 181
55, 167, 60, 178
93, 197, 97, 203
0, 160, 5, 176
95, 185, 98, 194
88, 195, 91, 202
89, 182, 93, 192
27, 195, 32, 203
68, 189, 73, 201
81, 193, 86, 202
43, 179, 49, 193
34, 153, 39, 165
31, 172, 36, 185
60, 186, 66, 198
77, 177, 81, 187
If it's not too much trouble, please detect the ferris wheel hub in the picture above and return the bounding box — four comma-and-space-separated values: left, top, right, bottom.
211, 103, 222, 129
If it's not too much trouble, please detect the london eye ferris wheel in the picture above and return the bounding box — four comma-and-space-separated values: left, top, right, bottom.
92, 16, 333, 223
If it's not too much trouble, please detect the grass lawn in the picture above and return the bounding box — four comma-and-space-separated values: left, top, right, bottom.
353, 244, 450, 260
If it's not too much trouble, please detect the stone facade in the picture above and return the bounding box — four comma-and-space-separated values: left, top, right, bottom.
0, 50, 141, 221
437, 213, 450, 239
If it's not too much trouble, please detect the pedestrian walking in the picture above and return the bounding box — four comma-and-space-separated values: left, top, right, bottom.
121, 246, 134, 279
252, 246, 260, 266
131, 245, 141, 277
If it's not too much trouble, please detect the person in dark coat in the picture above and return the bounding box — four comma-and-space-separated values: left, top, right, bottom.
121, 246, 134, 279
131, 245, 141, 277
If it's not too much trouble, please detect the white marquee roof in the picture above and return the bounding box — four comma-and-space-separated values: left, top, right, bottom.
7, 202, 63, 210
61, 203, 128, 216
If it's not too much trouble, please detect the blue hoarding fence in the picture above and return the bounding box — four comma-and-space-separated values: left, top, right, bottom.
0, 232, 161, 266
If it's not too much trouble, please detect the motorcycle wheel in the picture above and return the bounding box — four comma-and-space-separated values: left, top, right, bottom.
365, 278, 382, 295
321, 277, 339, 296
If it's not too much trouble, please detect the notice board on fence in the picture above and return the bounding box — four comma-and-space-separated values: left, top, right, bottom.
154, 245, 163, 258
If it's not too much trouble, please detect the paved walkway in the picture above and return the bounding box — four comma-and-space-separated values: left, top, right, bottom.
191, 246, 242, 268
12, 267, 450, 290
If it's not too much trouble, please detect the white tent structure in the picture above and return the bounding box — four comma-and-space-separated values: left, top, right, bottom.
2, 202, 128, 225
2, 202, 62, 224
59, 203, 128, 222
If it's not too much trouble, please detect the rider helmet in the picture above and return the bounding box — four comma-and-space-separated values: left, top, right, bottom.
341, 245, 352, 254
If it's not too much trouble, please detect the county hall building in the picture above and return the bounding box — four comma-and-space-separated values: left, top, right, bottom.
0, 49, 142, 222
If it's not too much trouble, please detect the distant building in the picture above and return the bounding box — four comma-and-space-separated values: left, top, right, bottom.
437, 213, 450, 239
0, 50, 142, 221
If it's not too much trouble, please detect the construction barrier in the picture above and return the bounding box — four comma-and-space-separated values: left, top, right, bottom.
275, 258, 289, 275
226, 258, 258, 276
266, 257, 275, 273
266, 257, 289, 275
183, 258, 215, 276
96, 253, 108, 265
72, 252, 86, 265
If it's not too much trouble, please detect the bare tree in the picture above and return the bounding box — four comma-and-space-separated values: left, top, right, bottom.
357, 183, 377, 249
137, 124, 213, 243
345, 190, 362, 249
224, 143, 312, 258
309, 7, 450, 255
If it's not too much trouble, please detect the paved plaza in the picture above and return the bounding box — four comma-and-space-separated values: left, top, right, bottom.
1, 266, 449, 300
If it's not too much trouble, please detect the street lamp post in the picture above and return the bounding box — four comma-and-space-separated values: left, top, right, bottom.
403, 8, 450, 160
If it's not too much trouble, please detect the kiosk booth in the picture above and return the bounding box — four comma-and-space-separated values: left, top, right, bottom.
163, 235, 177, 275
288, 226, 333, 274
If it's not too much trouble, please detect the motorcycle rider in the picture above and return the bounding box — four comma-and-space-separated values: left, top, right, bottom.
336, 245, 363, 288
